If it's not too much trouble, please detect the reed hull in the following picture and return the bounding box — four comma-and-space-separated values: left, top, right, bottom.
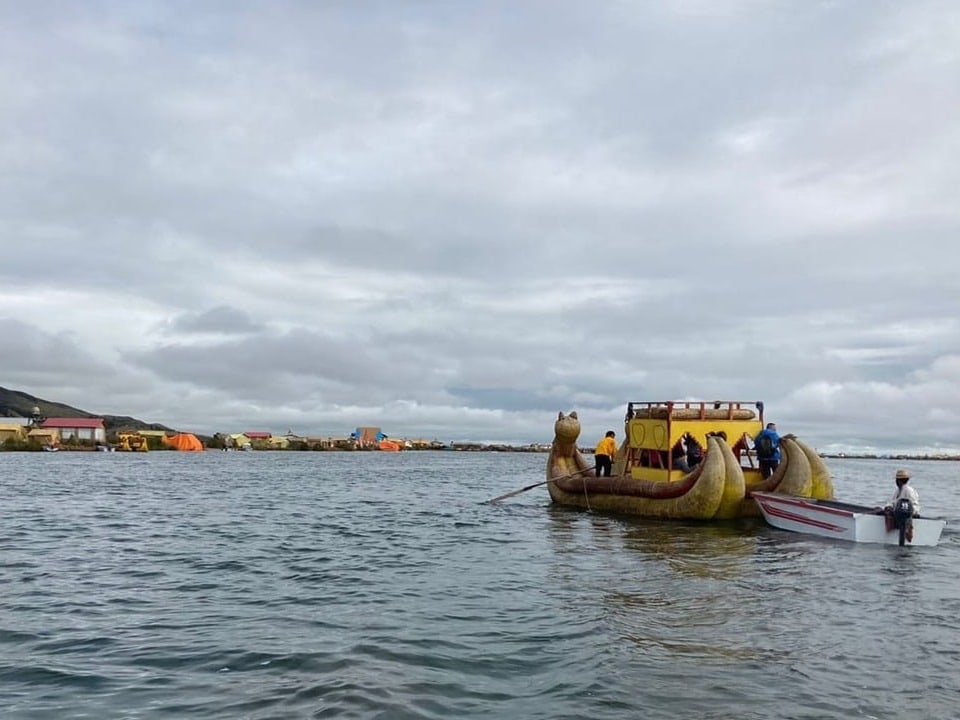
547, 408, 835, 521
548, 435, 727, 520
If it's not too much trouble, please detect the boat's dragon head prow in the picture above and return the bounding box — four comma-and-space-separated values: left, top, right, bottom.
553, 411, 581, 452
548, 411, 592, 480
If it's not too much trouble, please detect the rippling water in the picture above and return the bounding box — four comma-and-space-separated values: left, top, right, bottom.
1, 451, 958, 719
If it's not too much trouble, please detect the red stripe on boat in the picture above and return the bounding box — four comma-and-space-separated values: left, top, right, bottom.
758, 502, 847, 533
755, 494, 853, 518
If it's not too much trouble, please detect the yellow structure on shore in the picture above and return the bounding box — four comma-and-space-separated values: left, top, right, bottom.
0, 422, 28, 443
117, 432, 148, 452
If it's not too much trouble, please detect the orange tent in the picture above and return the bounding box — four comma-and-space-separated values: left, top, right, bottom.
378, 439, 400, 452
163, 433, 205, 451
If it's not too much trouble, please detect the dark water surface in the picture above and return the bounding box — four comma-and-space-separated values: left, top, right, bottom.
2, 451, 959, 719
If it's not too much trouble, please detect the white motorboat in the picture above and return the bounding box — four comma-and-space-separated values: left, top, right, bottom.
752, 491, 946, 547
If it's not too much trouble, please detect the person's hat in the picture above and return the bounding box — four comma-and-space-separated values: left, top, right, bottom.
895, 469, 911, 480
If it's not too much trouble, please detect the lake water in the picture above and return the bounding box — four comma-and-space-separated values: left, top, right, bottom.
1, 451, 958, 719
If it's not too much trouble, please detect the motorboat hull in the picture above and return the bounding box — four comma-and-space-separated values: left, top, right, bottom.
752, 492, 946, 546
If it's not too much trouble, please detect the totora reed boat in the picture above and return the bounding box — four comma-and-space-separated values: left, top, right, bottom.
546, 400, 835, 520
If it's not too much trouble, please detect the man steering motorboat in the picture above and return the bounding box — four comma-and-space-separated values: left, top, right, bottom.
879, 469, 921, 541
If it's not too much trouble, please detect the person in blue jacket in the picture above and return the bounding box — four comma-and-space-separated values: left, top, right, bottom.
753, 422, 781, 479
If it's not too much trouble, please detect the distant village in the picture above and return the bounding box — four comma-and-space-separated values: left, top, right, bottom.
0, 407, 552, 453
2, 410, 957, 459
4, 392, 955, 459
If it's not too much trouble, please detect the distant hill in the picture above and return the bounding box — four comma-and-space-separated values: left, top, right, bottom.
0, 386, 173, 434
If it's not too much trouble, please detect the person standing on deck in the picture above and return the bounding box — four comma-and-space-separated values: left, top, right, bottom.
685, 433, 703, 469
671, 437, 691, 473
594, 430, 617, 477
753, 422, 781, 479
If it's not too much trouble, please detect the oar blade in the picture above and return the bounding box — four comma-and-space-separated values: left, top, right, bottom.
488, 480, 547, 503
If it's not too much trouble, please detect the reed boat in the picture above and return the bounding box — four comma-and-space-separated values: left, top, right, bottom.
546, 400, 834, 520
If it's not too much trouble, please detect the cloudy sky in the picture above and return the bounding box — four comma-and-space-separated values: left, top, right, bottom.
2, 1, 959, 453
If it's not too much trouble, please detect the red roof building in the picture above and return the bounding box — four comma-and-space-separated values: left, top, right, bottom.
40, 417, 107, 443
41, 418, 105, 429
243, 431, 272, 439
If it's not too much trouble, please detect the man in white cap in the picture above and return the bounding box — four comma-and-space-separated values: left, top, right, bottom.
884, 469, 921, 515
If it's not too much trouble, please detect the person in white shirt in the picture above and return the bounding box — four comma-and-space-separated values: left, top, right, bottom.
884, 468, 921, 516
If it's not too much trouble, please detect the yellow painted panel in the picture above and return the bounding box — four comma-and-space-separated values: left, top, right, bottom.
627, 418, 762, 449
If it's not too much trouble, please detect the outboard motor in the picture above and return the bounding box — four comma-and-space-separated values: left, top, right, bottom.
893, 498, 914, 546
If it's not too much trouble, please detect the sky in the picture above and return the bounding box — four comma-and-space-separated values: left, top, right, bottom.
2, 1, 959, 454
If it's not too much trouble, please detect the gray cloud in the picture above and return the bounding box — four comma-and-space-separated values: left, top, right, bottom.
0, 319, 108, 380
2, 1, 959, 451
165, 305, 263, 335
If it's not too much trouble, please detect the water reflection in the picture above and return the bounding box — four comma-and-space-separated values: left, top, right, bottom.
623, 520, 759, 579
620, 630, 774, 662
544, 506, 772, 668
546, 506, 759, 580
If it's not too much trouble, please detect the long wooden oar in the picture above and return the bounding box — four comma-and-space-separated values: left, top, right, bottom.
487, 465, 595, 503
